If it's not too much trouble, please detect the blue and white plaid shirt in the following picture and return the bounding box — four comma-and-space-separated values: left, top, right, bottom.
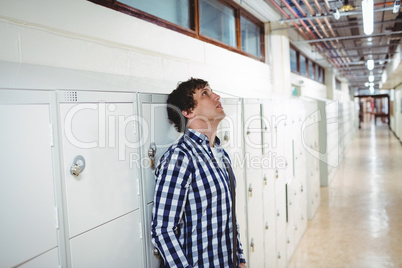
151, 128, 246, 268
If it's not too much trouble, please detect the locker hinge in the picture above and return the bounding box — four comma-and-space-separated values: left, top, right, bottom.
49, 124, 54, 147
139, 222, 143, 239
54, 207, 59, 229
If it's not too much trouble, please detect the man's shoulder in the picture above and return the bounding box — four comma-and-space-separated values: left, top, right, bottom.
159, 135, 195, 163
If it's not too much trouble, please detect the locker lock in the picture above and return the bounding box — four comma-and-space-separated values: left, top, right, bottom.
265, 222, 269, 230
148, 142, 157, 170
224, 132, 229, 141
264, 175, 267, 185
248, 184, 253, 197
275, 170, 278, 179
250, 239, 255, 252
70, 155, 86, 177
153, 248, 160, 257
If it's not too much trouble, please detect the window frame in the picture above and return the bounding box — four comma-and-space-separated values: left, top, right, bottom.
290, 44, 325, 84
88, 0, 265, 61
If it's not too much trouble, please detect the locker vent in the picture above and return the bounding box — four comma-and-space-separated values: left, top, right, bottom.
64, 91, 78, 102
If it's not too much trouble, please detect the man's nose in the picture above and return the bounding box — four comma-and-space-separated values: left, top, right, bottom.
212, 92, 220, 100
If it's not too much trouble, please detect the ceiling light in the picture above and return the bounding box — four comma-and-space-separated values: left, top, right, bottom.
370, 82, 374, 87
367, 59, 374, 70
393, 0, 400, 13
365, 82, 369, 87
339, 0, 355, 11
369, 75, 374, 82
362, 0, 374, 35
369, 86, 374, 93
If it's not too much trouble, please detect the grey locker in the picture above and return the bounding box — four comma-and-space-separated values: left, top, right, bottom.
0, 90, 59, 268
58, 91, 144, 267
137, 93, 181, 268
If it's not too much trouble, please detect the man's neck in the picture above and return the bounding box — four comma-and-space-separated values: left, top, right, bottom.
188, 122, 218, 147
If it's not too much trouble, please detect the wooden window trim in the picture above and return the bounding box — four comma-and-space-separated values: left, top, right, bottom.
87, 0, 265, 62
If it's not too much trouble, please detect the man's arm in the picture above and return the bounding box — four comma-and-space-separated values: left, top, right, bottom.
151, 150, 193, 268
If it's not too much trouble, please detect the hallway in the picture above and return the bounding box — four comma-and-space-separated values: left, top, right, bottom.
288, 123, 402, 267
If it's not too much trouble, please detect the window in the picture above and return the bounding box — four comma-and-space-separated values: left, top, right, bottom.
241, 15, 261, 58
290, 45, 325, 84
290, 47, 297, 72
336, 78, 342, 90
308, 60, 314, 79
300, 55, 307, 76
200, 0, 236, 47
118, 0, 191, 28
91, 0, 264, 60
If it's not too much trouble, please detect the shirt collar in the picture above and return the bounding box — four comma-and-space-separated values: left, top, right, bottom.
186, 128, 221, 146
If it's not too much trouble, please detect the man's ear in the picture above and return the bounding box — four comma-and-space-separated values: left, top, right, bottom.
182, 109, 195, 119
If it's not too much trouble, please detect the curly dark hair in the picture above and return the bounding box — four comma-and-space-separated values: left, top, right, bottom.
167, 78, 209, 133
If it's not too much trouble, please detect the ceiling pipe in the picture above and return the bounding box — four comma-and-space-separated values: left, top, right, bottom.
299, 0, 349, 66
323, 0, 331, 12
312, 0, 324, 14
313, 43, 399, 52
278, 0, 317, 39
266, 0, 311, 39
279, 7, 395, 22
294, 30, 402, 43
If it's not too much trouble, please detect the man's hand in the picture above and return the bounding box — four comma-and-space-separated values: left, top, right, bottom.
239, 263, 247, 268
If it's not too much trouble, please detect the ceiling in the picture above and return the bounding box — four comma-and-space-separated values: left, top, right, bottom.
263, 0, 402, 94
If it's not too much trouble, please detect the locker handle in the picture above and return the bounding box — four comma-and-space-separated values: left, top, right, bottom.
70, 155, 86, 177
250, 239, 255, 252
148, 142, 157, 170
248, 184, 253, 197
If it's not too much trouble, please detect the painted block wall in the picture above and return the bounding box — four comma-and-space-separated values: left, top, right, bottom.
0, 0, 271, 98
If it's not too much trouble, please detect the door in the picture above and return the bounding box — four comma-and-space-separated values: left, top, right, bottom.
0, 90, 59, 268
137, 93, 181, 268
243, 99, 265, 267
58, 91, 144, 267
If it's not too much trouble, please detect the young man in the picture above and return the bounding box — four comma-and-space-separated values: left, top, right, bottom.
151, 78, 247, 268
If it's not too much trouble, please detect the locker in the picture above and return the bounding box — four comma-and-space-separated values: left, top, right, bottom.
137, 93, 181, 268
217, 98, 249, 263
59, 93, 140, 238
285, 180, 296, 262
70, 210, 144, 268
58, 91, 144, 267
0, 90, 59, 268
243, 100, 265, 267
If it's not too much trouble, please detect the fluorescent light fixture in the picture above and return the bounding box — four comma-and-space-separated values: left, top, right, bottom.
393, 0, 400, 13
362, 0, 374, 35
369, 75, 374, 82
369, 86, 374, 93
367, 59, 374, 70
365, 82, 369, 87
370, 82, 374, 87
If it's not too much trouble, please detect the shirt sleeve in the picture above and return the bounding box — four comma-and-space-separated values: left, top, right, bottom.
151, 149, 193, 268
236, 218, 246, 264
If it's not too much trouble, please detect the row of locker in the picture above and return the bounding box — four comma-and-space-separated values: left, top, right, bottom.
1, 89, 345, 268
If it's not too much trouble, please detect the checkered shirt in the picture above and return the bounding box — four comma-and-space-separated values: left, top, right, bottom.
151, 128, 246, 268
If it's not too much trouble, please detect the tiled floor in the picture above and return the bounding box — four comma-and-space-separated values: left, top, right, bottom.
287, 123, 402, 268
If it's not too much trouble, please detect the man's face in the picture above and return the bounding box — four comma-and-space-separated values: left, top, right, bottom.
190, 85, 225, 123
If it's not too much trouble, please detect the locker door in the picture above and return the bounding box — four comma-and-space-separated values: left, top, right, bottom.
0, 90, 59, 268
217, 98, 249, 263
59, 91, 144, 267
138, 94, 181, 268
243, 100, 265, 267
